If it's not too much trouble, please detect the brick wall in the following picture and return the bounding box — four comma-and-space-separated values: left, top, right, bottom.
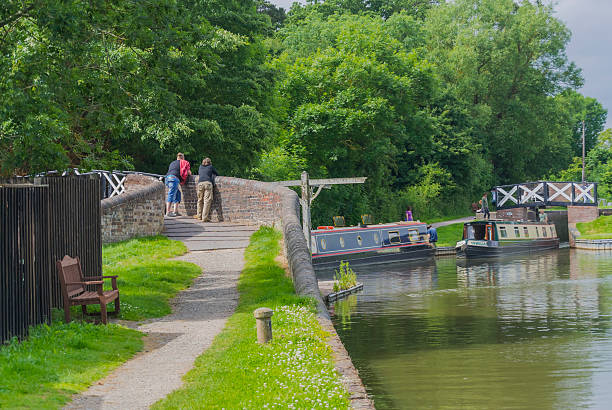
170, 176, 284, 226
101, 174, 165, 243
567, 205, 599, 224
496, 207, 529, 221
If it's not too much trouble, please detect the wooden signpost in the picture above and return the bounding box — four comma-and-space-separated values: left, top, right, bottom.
276, 171, 367, 251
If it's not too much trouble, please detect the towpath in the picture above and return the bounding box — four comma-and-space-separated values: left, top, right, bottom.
431, 216, 474, 228
66, 217, 255, 410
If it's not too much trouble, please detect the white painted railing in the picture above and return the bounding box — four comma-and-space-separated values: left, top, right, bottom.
493, 181, 598, 209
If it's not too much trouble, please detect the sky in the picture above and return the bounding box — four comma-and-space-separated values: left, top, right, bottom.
268, 0, 612, 130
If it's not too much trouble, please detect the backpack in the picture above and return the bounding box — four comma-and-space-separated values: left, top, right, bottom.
179, 159, 191, 185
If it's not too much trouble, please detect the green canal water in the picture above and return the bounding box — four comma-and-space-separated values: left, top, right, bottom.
321, 249, 612, 409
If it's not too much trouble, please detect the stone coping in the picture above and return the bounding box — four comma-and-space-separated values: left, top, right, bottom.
574, 238, 612, 250
101, 179, 164, 210
227, 177, 330, 317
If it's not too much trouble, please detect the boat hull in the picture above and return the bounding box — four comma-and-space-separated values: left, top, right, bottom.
312, 244, 434, 268
456, 238, 560, 258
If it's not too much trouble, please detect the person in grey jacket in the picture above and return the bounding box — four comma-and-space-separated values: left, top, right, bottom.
196, 157, 218, 222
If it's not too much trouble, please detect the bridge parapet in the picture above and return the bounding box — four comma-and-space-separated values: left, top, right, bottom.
494, 181, 597, 209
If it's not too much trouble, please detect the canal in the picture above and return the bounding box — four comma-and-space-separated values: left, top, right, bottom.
318, 249, 612, 409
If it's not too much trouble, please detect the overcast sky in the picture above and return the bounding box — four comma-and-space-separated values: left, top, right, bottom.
269, 0, 612, 130
555, 0, 612, 129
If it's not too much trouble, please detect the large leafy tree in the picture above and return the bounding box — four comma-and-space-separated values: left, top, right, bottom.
423, 0, 583, 182
268, 12, 486, 223
0, 0, 276, 176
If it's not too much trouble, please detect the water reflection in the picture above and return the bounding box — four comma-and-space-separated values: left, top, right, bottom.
323, 250, 612, 409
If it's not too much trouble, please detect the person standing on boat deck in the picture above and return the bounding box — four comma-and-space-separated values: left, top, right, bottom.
197, 157, 218, 222
427, 225, 438, 248
482, 192, 490, 220
405, 206, 413, 221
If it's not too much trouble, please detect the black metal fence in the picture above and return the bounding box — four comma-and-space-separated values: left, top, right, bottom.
43, 175, 102, 307
1, 184, 51, 342
1, 175, 102, 342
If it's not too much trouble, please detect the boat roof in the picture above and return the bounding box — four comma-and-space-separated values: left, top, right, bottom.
464, 219, 551, 225
312, 221, 426, 233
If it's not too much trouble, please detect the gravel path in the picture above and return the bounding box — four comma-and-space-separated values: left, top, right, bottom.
431, 216, 475, 228
66, 219, 252, 409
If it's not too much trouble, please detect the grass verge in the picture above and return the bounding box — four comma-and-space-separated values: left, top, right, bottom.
84, 235, 201, 321
0, 322, 142, 408
576, 215, 612, 240
0, 235, 202, 407
153, 226, 350, 409
436, 222, 464, 247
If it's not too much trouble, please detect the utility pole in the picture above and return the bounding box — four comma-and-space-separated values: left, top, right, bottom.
582, 120, 586, 183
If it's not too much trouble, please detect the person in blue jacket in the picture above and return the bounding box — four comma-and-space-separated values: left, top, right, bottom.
427, 225, 438, 247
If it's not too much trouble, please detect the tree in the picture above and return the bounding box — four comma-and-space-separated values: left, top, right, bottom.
288, 0, 439, 20
258, 1, 287, 31
0, 0, 278, 177
268, 11, 485, 223
550, 128, 612, 198
555, 90, 607, 157
423, 0, 583, 183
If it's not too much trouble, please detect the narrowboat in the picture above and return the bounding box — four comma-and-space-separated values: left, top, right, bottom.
311, 221, 434, 268
455, 220, 559, 258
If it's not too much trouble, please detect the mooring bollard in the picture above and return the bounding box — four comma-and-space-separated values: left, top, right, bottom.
253, 307, 274, 344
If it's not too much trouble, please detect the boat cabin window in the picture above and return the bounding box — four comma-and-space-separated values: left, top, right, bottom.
523, 227, 529, 237
550, 227, 555, 237
357, 235, 363, 246
465, 224, 487, 240
536, 227, 539, 237
321, 238, 327, 250
388, 231, 401, 244
499, 226, 507, 238
514, 227, 520, 237
542, 228, 547, 237
466, 224, 486, 240
408, 229, 419, 242
374, 233, 380, 243
339, 237, 345, 248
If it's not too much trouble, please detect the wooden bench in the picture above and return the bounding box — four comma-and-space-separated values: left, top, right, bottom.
56, 255, 120, 324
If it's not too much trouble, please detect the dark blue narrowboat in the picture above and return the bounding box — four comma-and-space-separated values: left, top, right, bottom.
311, 222, 434, 268
455, 220, 559, 258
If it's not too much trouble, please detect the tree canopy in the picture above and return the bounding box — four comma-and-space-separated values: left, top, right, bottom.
0, 0, 608, 222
